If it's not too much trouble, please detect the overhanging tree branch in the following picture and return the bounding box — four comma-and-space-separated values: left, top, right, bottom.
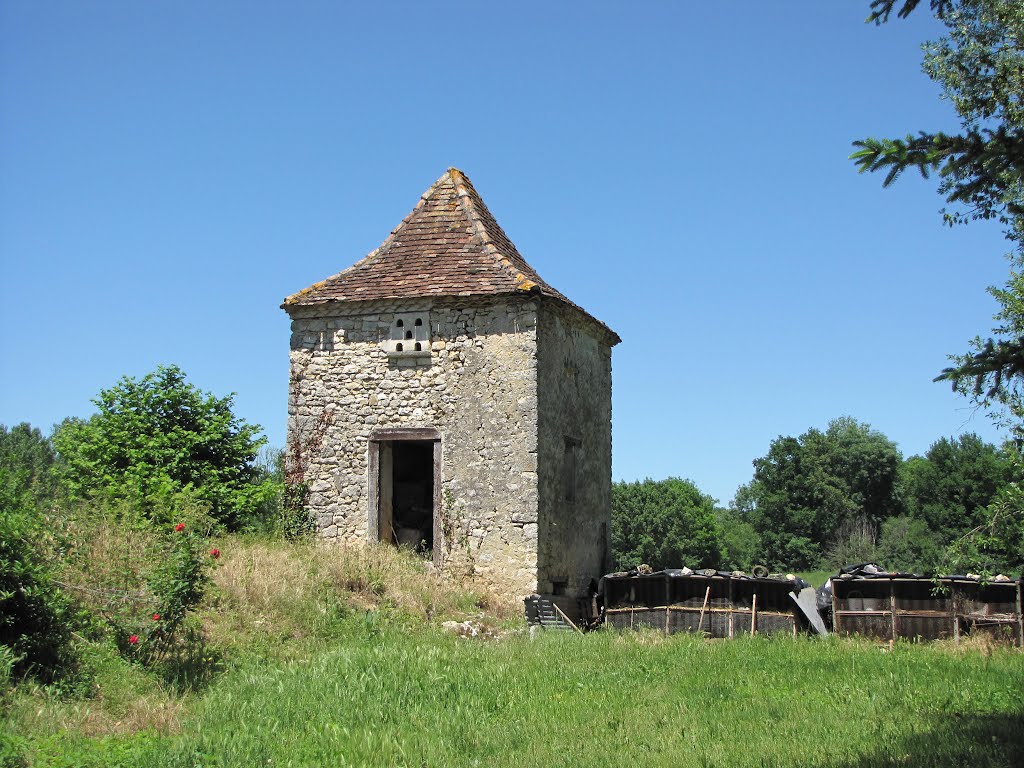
935, 337, 1024, 397
850, 127, 1024, 224
868, 0, 956, 23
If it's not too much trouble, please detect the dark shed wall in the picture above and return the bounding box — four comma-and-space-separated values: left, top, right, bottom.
535, 300, 614, 595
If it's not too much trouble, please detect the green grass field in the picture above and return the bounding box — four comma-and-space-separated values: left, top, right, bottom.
5, 540, 1024, 768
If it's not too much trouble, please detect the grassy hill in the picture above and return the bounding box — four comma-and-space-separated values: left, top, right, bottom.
4, 538, 1024, 767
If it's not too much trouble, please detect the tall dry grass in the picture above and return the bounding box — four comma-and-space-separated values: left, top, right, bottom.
6, 644, 185, 738
8, 533, 516, 747
202, 537, 517, 653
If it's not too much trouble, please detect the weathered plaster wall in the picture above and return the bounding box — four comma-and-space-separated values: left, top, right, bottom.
287, 296, 541, 594
535, 300, 614, 595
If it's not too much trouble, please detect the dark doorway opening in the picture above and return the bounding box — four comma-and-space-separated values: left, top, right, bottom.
389, 441, 434, 553
368, 429, 441, 564
380, 442, 436, 557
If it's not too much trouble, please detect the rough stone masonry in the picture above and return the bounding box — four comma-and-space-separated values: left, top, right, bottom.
282, 169, 619, 597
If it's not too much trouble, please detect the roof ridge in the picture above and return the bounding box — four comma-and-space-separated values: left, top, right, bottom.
283, 174, 453, 305
448, 168, 539, 294
281, 168, 620, 347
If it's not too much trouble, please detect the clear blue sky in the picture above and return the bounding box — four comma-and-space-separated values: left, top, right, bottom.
0, 1, 1010, 505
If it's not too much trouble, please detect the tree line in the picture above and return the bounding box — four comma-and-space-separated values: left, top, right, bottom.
612, 417, 1023, 576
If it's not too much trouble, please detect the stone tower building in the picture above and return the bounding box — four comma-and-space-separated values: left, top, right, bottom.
282, 168, 619, 597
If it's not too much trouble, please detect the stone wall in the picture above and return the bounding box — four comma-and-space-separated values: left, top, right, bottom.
286, 296, 542, 594
535, 300, 615, 596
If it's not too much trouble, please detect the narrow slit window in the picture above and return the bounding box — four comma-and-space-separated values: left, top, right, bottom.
563, 438, 579, 503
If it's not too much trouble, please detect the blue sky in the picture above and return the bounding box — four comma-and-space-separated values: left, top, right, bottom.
0, 1, 1011, 505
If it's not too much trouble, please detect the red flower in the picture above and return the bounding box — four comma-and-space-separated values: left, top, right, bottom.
174, 523, 186, 532
152, 613, 160, 621
128, 635, 139, 645
209, 548, 221, 559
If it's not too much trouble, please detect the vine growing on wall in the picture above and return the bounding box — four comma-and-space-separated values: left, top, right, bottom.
439, 488, 478, 576
282, 382, 333, 539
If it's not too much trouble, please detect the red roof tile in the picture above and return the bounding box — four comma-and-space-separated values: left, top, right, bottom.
284, 168, 571, 307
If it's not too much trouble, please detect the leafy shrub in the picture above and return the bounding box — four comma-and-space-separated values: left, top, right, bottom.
53, 365, 278, 531
876, 515, 943, 573
56, 498, 220, 680
279, 481, 313, 540
0, 423, 60, 508
0, 502, 74, 684
0, 731, 27, 768
937, 482, 1024, 577
714, 507, 762, 571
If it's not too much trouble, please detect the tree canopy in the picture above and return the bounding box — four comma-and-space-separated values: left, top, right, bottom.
867, 1, 957, 23
853, 0, 1024, 569
611, 477, 720, 571
901, 433, 1011, 537
53, 365, 275, 529
739, 418, 904, 571
856, 0, 1023, 251
727, 420, 1018, 573
0, 422, 59, 508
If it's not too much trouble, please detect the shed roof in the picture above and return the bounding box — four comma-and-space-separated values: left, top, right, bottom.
283, 169, 618, 341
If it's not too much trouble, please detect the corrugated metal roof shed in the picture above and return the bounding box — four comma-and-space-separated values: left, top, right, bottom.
601, 570, 815, 638
830, 567, 1023, 645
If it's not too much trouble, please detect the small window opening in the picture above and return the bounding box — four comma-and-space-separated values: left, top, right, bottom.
414, 318, 423, 326
396, 319, 404, 327
414, 342, 422, 351
396, 343, 404, 352
405, 330, 413, 340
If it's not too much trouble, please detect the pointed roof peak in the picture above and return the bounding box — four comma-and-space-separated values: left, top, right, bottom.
283, 169, 617, 342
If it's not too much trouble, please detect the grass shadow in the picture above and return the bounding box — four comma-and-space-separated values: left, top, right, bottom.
152, 631, 226, 695
835, 712, 1024, 768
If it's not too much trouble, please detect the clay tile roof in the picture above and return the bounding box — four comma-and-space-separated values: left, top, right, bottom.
282, 170, 615, 340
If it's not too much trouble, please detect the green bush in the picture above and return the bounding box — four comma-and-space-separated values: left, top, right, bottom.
53, 365, 279, 531
612, 477, 721, 571
53, 499, 220, 681
0, 501, 74, 684
0, 732, 27, 768
714, 507, 762, 571
0, 423, 60, 508
876, 515, 943, 573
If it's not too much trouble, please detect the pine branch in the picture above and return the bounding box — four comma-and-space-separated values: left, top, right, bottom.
867, 0, 956, 24
935, 336, 1024, 397
851, 127, 1024, 216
